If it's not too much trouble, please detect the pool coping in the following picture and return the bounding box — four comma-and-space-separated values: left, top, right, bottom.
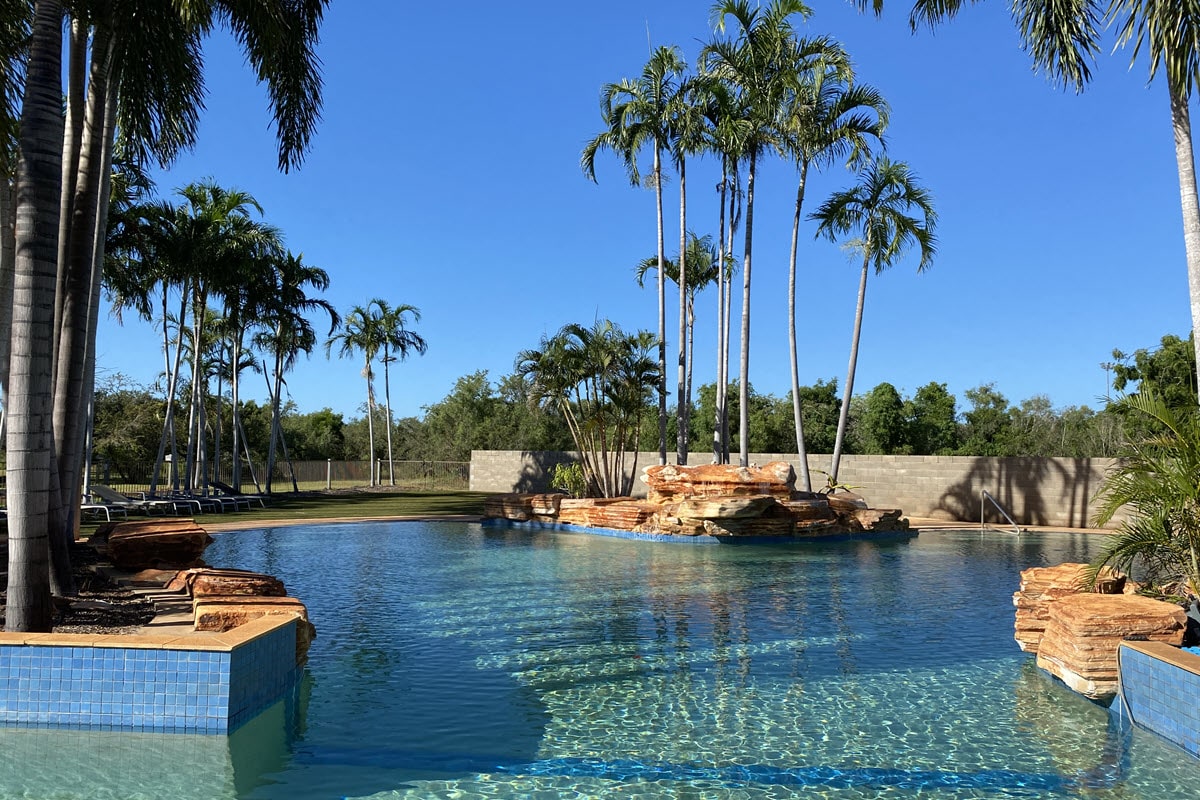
481, 517, 921, 543
0, 613, 292, 651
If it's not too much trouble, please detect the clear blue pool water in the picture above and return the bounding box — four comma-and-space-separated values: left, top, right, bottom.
4, 521, 1200, 799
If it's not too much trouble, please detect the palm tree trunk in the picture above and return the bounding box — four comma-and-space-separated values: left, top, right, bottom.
6, 0, 65, 632
54, 36, 113, 557
831, 252, 871, 482
382, 349, 395, 486
713, 171, 727, 464
676, 156, 688, 465
1168, 77, 1200, 398
364, 355, 376, 486
723, 166, 737, 465
1, 176, 16, 442
738, 150, 757, 467
230, 329, 244, 491
686, 296, 695, 456
788, 161, 813, 492
53, 16, 87, 342
151, 288, 188, 495
654, 143, 667, 466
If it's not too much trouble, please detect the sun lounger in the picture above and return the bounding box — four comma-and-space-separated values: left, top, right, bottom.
80, 501, 128, 522
208, 481, 268, 509
90, 484, 182, 516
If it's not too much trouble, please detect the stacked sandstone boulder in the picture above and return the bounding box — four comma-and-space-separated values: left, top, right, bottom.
96, 518, 213, 570
94, 521, 315, 666
484, 461, 911, 539
1014, 563, 1187, 699
170, 567, 317, 666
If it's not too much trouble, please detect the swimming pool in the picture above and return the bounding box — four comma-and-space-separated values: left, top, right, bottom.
3, 521, 1200, 798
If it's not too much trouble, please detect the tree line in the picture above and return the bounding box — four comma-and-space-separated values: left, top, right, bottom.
96, 326, 1199, 474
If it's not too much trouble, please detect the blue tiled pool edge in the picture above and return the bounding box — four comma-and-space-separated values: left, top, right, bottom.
482, 517, 919, 544
0, 616, 300, 734
1116, 641, 1200, 758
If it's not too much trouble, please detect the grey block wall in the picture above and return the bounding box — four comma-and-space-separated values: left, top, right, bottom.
470, 450, 1122, 529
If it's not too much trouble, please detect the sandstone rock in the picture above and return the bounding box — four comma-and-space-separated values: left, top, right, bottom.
557, 498, 652, 528
101, 519, 213, 570
826, 493, 869, 512
171, 568, 287, 598
1012, 563, 1127, 653
642, 462, 796, 503
852, 508, 908, 532
126, 568, 182, 587
482, 494, 535, 522
194, 595, 316, 665
782, 497, 836, 522
1035, 593, 1186, 699
674, 496, 776, 519
529, 493, 565, 516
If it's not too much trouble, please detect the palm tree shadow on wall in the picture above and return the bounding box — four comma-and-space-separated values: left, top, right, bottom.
934, 457, 1104, 528
513, 452, 578, 493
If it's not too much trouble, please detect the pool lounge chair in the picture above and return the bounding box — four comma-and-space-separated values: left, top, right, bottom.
80, 499, 128, 522
208, 481, 268, 509
90, 484, 183, 516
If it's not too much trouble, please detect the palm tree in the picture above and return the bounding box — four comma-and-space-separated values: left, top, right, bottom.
781, 43, 888, 491
811, 156, 937, 482
370, 299, 427, 487
5, 0, 328, 630
636, 231, 723, 453
326, 306, 383, 485
862, 1, 1200, 404
1086, 391, 1200, 602
582, 45, 685, 467
668, 73, 710, 464
698, 74, 746, 463
5, 0, 65, 630
256, 252, 337, 493
704, 0, 811, 466
517, 321, 659, 497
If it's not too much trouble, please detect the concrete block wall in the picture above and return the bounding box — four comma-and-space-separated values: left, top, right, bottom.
470, 450, 1123, 529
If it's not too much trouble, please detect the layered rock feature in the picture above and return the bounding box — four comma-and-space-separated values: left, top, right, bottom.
1035, 593, 1186, 699
194, 595, 317, 665
484, 462, 912, 540
1012, 563, 1127, 653
96, 518, 213, 570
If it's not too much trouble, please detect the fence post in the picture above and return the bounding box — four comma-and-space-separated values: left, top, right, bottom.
326, 459, 332, 491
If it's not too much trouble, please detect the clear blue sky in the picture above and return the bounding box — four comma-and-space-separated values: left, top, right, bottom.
94, 0, 1191, 422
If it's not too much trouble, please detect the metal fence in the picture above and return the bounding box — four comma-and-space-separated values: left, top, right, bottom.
0, 459, 471, 498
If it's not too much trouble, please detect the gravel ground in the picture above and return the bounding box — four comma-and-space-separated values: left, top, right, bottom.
0, 541, 154, 634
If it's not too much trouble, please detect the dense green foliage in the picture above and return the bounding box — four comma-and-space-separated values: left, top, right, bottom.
1088, 393, 1200, 602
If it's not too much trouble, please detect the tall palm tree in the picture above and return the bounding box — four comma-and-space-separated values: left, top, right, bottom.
811, 156, 937, 482
370, 299, 427, 487
781, 43, 888, 491
326, 306, 383, 485
582, 45, 685, 467
256, 252, 337, 493
668, 72, 710, 464
698, 75, 746, 463
863, 0, 1200, 405
636, 231, 723, 452
704, 0, 811, 466
5, 0, 328, 631
5, 0, 65, 631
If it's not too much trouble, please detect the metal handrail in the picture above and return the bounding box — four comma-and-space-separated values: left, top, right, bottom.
981, 490, 1022, 535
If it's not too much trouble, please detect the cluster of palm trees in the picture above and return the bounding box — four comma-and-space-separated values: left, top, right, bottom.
1, 0, 329, 631
583, 0, 936, 489
106, 179, 338, 498
516, 320, 659, 498
326, 299, 427, 487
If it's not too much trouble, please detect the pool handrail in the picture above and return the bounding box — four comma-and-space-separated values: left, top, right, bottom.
980, 490, 1022, 535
